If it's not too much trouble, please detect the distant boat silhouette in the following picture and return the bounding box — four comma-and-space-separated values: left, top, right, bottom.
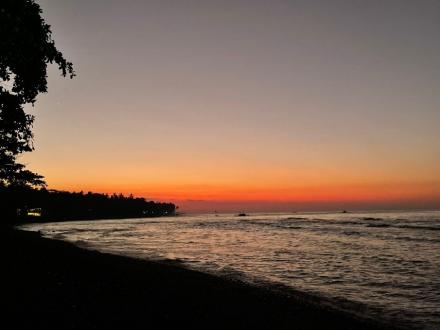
237, 213, 248, 217
342, 210, 348, 213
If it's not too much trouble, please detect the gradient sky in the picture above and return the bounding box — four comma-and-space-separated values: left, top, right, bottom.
22, 0, 440, 212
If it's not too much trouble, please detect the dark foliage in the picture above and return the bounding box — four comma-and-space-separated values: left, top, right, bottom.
0, 0, 74, 188
0, 186, 176, 225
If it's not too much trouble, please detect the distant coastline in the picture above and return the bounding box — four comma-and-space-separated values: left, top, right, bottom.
0, 186, 176, 225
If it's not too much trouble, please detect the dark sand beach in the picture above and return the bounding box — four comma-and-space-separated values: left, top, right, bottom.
3, 228, 403, 330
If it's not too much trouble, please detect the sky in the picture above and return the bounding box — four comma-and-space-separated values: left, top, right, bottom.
22, 0, 440, 212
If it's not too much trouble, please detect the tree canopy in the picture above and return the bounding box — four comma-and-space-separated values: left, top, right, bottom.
0, 188, 176, 223
0, 0, 74, 188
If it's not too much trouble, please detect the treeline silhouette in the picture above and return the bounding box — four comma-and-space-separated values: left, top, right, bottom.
1, 186, 176, 224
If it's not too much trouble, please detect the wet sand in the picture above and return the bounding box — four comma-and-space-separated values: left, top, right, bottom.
3, 228, 403, 329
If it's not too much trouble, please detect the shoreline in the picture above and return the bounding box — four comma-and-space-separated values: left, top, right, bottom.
4, 228, 408, 329
16, 213, 178, 225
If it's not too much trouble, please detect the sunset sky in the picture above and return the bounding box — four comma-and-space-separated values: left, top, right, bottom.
23, 0, 440, 212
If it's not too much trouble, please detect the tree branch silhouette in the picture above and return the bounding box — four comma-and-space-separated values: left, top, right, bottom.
0, 0, 74, 188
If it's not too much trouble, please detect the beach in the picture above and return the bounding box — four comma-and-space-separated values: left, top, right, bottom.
2, 1, 439, 329
3, 228, 402, 330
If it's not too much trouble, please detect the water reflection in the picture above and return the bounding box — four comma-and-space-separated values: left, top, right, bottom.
22, 210, 440, 329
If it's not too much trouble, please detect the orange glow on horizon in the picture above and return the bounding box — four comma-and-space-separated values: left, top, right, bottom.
46, 180, 440, 212
20, 0, 440, 213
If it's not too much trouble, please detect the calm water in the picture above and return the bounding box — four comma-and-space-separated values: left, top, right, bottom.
21, 210, 440, 329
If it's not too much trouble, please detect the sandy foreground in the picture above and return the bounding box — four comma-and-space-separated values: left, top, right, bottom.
2, 228, 405, 329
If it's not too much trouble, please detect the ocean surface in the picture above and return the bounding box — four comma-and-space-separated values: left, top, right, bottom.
21, 210, 440, 329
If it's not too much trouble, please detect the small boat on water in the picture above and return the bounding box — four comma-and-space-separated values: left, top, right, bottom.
237, 213, 248, 217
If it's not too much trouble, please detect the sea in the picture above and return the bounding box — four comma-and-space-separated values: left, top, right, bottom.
21, 210, 440, 329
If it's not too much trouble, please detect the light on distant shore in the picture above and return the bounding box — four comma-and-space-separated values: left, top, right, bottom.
27, 208, 42, 217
